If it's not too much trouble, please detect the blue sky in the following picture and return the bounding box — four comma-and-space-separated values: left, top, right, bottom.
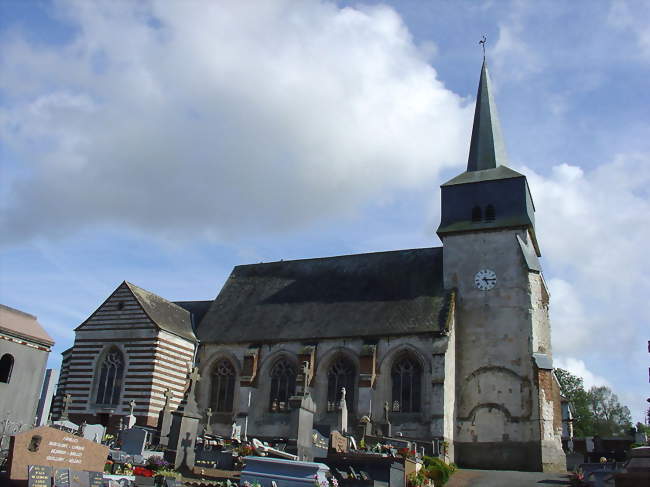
1, 0, 648, 423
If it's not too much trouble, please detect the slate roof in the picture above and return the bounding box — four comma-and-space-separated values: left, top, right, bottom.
197, 247, 451, 344
174, 300, 213, 333
466, 60, 509, 172
125, 282, 198, 342
0, 304, 54, 347
441, 165, 524, 187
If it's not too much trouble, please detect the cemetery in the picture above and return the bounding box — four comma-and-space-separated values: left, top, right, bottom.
1, 368, 649, 487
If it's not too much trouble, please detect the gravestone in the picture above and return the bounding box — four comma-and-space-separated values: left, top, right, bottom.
82, 424, 105, 443
7, 426, 108, 483
165, 367, 201, 472
157, 389, 175, 447
88, 471, 103, 487
195, 449, 234, 470
121, 428, 147, 456
329, 430, 348, 453
338, 388, 348, 433
28, 465, 52, 487
54, 467, 70, 487
53, 420, 79, 434
310, 429, 329, 459
69, 470, 89, 487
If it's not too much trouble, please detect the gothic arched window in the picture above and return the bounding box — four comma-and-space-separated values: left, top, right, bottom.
211, 359, 236, 412
327, 356, 356, 412
0, 353, 14, 383
471, 205, 482, 222
95, 347, 124, 406
269, 358, 297, 412
391, 354, 422, 413
485, 204, 496, 222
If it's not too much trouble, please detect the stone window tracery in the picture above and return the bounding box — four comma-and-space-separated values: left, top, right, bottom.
95, 347, 124, 406
327, 356, 356, 412
211, 359, 236, 412
0, 353, 14, 383
391, 354, 422, 413
269, 358, 296, 412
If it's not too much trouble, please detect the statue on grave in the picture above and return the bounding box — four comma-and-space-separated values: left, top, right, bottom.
384, 401, 390, 423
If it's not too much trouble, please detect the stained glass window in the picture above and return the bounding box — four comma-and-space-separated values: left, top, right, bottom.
211, 359, 236, 412
391, 355, 421, 413
327, 357, 356, 412
269, 358, 296, 412
95, 348, 124, 406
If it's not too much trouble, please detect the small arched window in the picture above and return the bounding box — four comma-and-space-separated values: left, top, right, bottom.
0, 354, 14, 383
95, 347, 124, 406
391, 354, 422, 413
471, 206, 482, 222
269, 358, 297, 412
211, 359, 236, 412
485, 204, 496, 222
327, 356, 356, 412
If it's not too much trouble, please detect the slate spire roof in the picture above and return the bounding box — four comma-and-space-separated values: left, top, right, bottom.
466, 60, 508, 172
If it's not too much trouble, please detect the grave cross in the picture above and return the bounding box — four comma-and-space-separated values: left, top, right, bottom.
188, 367, 201, 394
129, 399, 136, 416
163, 388, 174, 408
62, 393, 73, 418
206, 408, 213, 426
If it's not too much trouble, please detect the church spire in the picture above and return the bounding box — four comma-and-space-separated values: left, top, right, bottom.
466, 60, 508, 172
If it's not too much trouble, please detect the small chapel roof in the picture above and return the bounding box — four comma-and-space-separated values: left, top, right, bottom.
125, 282, 198, 342
0, 304, 54, 347
197, 247, 452, 344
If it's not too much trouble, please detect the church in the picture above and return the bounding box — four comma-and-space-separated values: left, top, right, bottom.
52, 61, 566, 472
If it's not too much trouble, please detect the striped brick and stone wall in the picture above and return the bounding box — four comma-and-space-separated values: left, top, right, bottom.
52, 283, 196, 431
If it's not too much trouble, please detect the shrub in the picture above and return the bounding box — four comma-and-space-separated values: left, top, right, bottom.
422, 456, 457, 485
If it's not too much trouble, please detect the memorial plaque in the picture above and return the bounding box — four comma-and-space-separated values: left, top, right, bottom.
88, 471, 103, 487
329, 430, 348, 453
8, 426, 109, 483
54, 468, 70, 487
69, 469, 89, 487
28, 465, 52, 487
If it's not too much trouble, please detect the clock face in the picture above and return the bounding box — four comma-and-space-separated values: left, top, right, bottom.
475, 269, 497, 290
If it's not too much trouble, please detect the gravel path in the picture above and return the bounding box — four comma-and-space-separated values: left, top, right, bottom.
445, 469, 572, 487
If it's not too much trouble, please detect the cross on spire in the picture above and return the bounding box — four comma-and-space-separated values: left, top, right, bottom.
479, 35, 487, 59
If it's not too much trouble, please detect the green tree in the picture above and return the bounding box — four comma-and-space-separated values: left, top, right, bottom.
588, 386, 632, 437
555, 368, 595, 436
555, 368, 633, 437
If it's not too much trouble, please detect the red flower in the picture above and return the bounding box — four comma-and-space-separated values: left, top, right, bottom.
133, 466, 154, 477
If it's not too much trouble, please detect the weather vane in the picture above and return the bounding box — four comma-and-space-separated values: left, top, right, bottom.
479, 35, 487, 59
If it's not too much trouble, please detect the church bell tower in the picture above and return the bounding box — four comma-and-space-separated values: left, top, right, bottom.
437, 60, 566, 471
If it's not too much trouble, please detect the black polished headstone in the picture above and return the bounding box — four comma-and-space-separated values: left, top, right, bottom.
88, 471, 103, 487
54, 468, 70, 487
194, 449, 234, 470
134, 475, 155, 486
28, 465, 52, 487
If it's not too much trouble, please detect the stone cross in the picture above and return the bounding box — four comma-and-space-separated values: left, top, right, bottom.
62, 393, 72, 418
188, 367, 201, 394
129, 400, 136, 416
163, 388, 174, 409
206, 408, 213, 427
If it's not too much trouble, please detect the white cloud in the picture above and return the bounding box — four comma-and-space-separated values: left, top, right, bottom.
554, 357, 610, 389
0, 0, 472, 245
608, 0, 650, 61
